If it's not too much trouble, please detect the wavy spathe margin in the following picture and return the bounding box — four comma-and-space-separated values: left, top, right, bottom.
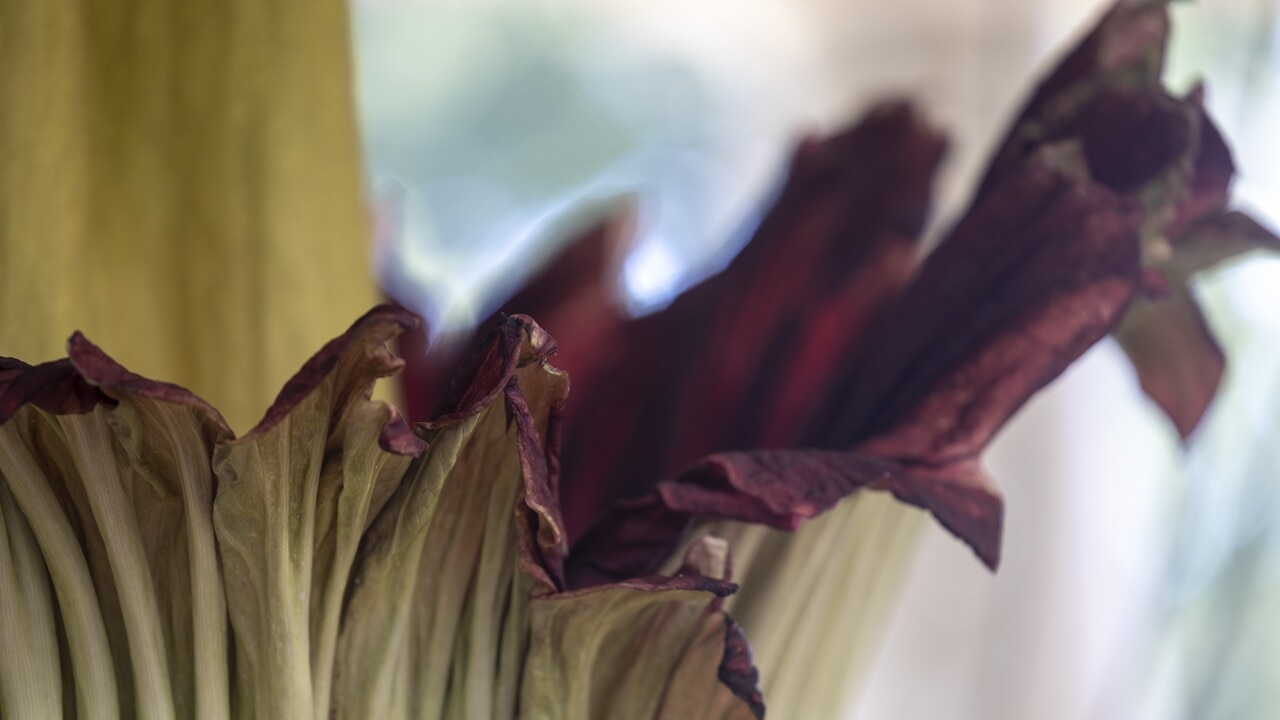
235, 304, 428, 456
0, 357, 112, 422
719, 617, 765, 720
4, 304, 428, 455
429, 314, 558, 424
4, 305, 765, 718
66, 332, 234, 437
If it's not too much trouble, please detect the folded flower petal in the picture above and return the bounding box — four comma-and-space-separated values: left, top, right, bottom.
569, 140, 1142, 577
212, 306, 425, 719
1117, 210, 1280, 436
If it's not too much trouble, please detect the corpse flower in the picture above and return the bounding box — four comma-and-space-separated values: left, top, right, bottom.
1, 1, 1275, 719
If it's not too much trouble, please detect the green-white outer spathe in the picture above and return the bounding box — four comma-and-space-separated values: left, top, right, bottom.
0, 314, 756, 720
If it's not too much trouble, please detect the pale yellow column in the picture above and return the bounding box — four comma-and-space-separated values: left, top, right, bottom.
0, 0, 377, 432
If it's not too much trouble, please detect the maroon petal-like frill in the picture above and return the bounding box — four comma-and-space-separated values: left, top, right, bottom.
399, 83, 1150, 576
568, 140, 1142, 579
399, 102, 948, 540
396, 0, 1266, 599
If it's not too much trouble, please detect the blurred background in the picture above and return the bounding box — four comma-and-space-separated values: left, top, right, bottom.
352, 0, 1280, 718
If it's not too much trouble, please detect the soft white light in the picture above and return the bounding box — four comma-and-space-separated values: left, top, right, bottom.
623, 239, 682, 311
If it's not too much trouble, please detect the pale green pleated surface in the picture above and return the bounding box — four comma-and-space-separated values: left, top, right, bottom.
672, 493, 925, 718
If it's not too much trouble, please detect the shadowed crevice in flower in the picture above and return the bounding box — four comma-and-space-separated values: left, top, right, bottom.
397, 215, 633, 428
506, 376, 570, 592
567, 451, 894, 587
974, 0, 1172, 202
719, 617, 765, 720
427, 314, 557, 423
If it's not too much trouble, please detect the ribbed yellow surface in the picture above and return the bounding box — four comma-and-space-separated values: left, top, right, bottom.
0, 0, 376, 432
